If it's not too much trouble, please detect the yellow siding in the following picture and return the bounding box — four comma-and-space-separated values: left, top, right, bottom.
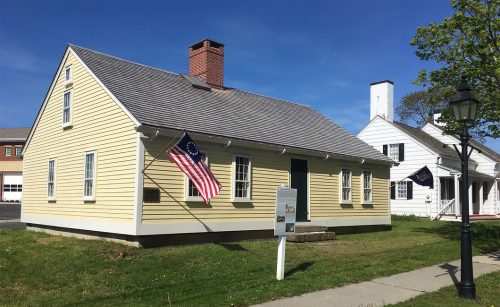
310, 160, 389, 218
142, 137, 390, 224
0, 161, 23, 172
22, 50, 137, 222
142, 140, 289, 223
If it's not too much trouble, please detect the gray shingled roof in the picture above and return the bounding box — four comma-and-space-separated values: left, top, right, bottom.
0, 128, 30, 140
392, 122, 458, 158
427, 123, 499, 162
70, 45, 391, 163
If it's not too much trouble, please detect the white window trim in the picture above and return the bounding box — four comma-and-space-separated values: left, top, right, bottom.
184, 149, 208, 202
62, 90, 73, 128
340, 167, 352, 204
83, 151, 97, 201
232, 154, 252, 202
48, 159, 56, 201
5, 146, 11, 157
362, 170, 373, 204
396, 181, 407, 200
64, 65, 72, 85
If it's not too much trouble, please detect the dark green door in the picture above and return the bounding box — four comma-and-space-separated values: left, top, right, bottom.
291, 159, 308, 221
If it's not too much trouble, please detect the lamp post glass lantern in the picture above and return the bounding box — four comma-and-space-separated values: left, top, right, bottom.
450, 77, 479, 122
449, 76, 478, 300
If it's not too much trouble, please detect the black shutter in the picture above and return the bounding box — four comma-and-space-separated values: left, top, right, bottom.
407, 181, 413, 200
390, 181, 396, 199
383, 145, 388, 156
399, 143, 405, 162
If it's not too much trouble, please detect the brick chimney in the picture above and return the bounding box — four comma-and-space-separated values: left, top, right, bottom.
189, 39, 224, 89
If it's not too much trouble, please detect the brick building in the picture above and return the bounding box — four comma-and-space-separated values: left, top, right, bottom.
1, 128, 30, 201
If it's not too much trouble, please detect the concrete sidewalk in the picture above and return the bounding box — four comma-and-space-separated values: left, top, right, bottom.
254, 252, 500, 307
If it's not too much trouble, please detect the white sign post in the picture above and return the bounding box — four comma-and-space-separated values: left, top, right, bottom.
274, 185, 297, 280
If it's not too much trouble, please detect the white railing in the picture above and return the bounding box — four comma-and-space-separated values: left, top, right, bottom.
432, 199, 456, 220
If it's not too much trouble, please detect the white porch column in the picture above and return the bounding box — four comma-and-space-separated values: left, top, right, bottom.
479, 180, 484, 214
454, 174, 460, 216
468, 182, 473, 215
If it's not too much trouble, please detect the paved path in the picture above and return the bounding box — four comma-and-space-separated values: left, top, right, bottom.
254, 252, 500, 307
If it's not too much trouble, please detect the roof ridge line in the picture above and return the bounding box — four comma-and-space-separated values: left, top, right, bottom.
68, 43, 181, 77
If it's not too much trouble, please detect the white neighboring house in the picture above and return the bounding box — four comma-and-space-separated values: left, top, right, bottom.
358, 80, 499, 218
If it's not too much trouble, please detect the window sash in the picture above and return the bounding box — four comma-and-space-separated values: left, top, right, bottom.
84, 153, 95, 198
234, 156, 250, 199
63, 92, 71, 124
341, 168, 351, 202
389, 144, 399, 161
65, 67, 71, 81
363, 171, 372, 202
48, 160, 55, 198
15, 147, 22, 156
5, 147, 11, 156
397, 181, 407, 199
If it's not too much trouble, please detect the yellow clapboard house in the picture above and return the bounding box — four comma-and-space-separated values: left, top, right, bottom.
22, 39, 393, 246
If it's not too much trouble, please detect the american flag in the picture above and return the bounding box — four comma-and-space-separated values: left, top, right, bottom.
166, 133, 221, 204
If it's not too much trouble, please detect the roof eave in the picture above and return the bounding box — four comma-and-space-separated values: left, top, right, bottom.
137, 124, 394, 166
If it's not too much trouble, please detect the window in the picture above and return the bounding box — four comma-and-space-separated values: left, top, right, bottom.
389, 144, 399, 161
233, 156, 251, 200
3, 184, 22, 192
15, 147, 22, 157
397, 181, 407, 199
63, 91, 72, 127
186, 152, 208, 201
65, 66, 71, 83
5, 147, 11, 157
363, 171, 372, 203
48, 159, 56, 200
84, 152, 96, 200
341, 168, 352, 203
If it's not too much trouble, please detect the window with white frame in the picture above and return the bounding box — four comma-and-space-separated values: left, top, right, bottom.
15, 147, 22, 157
363, 171, 372, 203
397, 181, 407, 199
233, 156, 251, 200
341, 168, 352, 202
63, 91, 72, 126
65, 66, 71, 83
48, 159, 56, 199
389, 144, 399, 161
84, 152, 96, 200
5, 147, 11, 157
186, 152, 207, 200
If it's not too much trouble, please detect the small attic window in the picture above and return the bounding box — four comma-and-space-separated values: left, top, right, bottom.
65, 66, 72, 84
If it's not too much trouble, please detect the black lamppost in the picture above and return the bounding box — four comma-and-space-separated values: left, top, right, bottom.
449, 76, 479, 300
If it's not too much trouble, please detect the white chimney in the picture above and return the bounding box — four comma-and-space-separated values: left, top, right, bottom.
370, 80, 394, 122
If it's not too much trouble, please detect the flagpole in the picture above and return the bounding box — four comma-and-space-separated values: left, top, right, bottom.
142, 129, 185, 173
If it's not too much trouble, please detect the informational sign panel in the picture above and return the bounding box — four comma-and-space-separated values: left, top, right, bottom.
274, 186, 297, 236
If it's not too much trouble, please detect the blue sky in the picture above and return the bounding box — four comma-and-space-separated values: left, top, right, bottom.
1, 0, 498, 151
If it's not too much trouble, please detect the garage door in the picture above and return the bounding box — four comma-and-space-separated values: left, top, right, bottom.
3, 173, 23, 201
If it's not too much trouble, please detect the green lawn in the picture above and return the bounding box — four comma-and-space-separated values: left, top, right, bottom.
1, 217, 499, 306
391, 270, 500, 307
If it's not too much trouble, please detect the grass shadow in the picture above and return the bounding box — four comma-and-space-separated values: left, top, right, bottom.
413, 221, 500, 254
285, 261, 314, 278
215, 242, 248, 251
